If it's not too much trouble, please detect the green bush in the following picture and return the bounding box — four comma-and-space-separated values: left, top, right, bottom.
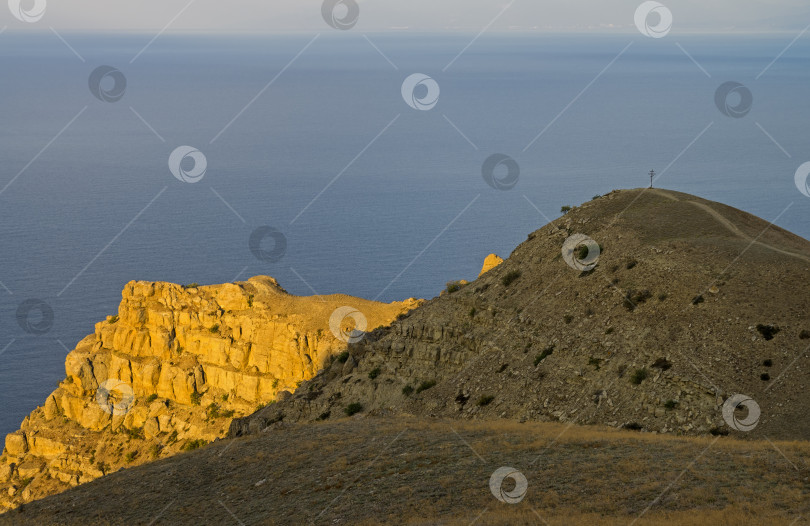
344, 403, 363, 416
477, 395, 495, 407
145, 394, 158, 404
190, 391, 203, 406
183, 283, 200, 289
445, 281, 464, 294
416, 380, 437, 394
182, 439, 207, 451
630, 368, 648, 385
561, 205, 572, 213
664, 400, 679, 410
368, 368, 381, 380
336, 351, 350, 364
108, 315, 119, 324
402, 385, 414, 396
501, 270, 522, 287
125, 451, 138, 463
209, 324, 220, 333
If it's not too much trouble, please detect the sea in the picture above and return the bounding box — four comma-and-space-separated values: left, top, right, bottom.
1, 31, 808, 437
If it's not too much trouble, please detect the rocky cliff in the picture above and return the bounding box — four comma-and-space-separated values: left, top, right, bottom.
0, 276, 420, 512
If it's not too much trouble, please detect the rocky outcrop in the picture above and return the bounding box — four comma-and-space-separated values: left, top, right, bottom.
478, 253, 503, 276
0, 276, 419, 512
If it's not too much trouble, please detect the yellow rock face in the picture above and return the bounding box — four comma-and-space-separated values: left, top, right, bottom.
0, 275, 421, 513
478, 253, 504, 276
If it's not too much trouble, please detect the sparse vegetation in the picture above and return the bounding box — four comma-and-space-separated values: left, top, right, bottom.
416, 380, 436, 394
477, 395, 495, 407
756, 324, 780, 341
182, 283, 200, 289
691, 294, 705, 305
445, 280, 464, 294
800, 329, 810, 340
368, 368, 381, 380
588, 357, 601, 371
534, 345, 554, 366
626, 259, 638, 270
344, 403, 363, 416
209, 324, 220, 333
658, 293, 668, 301
497, 363, 508, 373
317, 411, 331, 421
145, 394, 158, 404
501, 270, 522, 287
623, 289, 652, 311
651, 358, 672, 371
182, 439, 207, 451
150, 444, 162, 459
125, 451, 138, 463
468, 307, 476, 318
206, 403, 235, 419
402, 385, 414, 396
563, 314, 574, 324
763, 359, 773, 367
560, 205, 572, 213
630, 368, 648, 385
247, 294, 254, 308
336, 351, 350, 364
108, 315, 119, 324
761, 373, 770, 381
190, 391, 203, 406
664, 399, 679, 410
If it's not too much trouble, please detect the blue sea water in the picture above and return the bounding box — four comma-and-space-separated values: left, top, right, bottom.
1, 32, 809, 437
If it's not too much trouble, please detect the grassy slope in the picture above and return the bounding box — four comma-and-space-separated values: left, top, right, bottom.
2, 417, 808, 525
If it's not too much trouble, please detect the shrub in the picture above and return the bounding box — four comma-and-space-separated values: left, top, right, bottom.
630, 368, 648, 385
501, 270, 522, 287
272, 378, 280, 389
605, 327, 614, 335
336, 351, 350, 364
125, 451, 138, 463
402, 385, 414, 396
247, 295, 254, 308
190, 391, 203, 406
592, 195, 602, 200
756, 324, 780, 341
760, 373, 770, 381
445, 281, 464, 294
623, 422, 643, 431
477, 395, 495, 407
651, 358, 672, 371
145, 394, 158, 404
658, 293, 668, 301
624, 289, 652, 311
150, 444, 162, 459
317, 411, 331, 421
534, 345, 554, 366
691, 294, 704, 305
469, 308, 476, 318
183, 283, 200, 289
166, 430, 179, 445
209, 324, 220, 333
763, 359, 773, 367
800, 330, 810, 340
626, 260, 637, 270
563, 314, 574, 324
108, 315, 119, 324
560, 205, 572, 213
497, 363, 508, 373
344, 403, 363, 416
368, 368, 381, 380
416, 380, 436, 394
588, 357, 601, 370
182, 439, 207, 451
123, 427, 145, 440
664, 399, 679, 410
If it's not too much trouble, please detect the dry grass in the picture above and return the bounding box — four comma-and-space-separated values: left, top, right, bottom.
1, 416, 807, 525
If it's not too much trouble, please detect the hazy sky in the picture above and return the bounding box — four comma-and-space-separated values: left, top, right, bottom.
4, 0, 810, 33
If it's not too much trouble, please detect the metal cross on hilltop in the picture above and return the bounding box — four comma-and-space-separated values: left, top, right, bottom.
649, 169, 655, 188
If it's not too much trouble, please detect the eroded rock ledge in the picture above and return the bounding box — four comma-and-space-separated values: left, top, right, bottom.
0, 276, 419, 512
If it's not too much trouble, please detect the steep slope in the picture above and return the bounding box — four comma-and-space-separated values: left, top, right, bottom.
232, 188, 810, 441
0, 276, 419, 512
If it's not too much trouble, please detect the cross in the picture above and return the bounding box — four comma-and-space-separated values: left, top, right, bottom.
649, 169, 655, 188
